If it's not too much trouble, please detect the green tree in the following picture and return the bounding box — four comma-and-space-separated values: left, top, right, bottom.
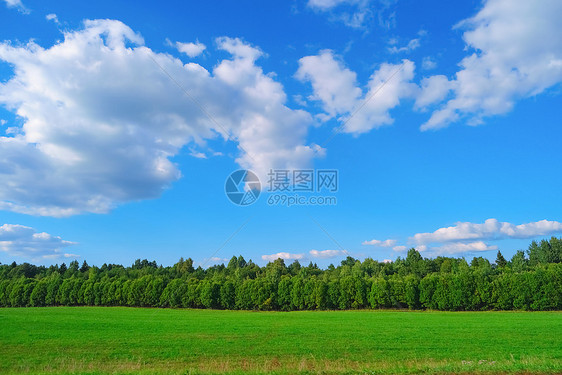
495, 251, 508, 268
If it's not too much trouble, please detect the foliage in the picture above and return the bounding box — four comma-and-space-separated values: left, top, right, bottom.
1, 237, 561, 311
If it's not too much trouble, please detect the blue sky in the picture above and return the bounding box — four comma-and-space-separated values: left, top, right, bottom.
1, 0, 561, 267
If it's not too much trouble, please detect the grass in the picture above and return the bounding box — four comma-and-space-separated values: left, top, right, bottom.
0, 307, 561, 374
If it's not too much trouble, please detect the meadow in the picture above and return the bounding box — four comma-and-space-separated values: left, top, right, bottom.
0, 307, 561, 374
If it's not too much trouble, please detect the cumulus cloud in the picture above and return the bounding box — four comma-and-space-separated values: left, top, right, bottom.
369, 218, 562, 257
422, 56, 437, 70
262, 249, 348, 261
297, 51, 416, 134
261, 252, 305, 262
296, 50, 362, 117
3, 0, 28, 13
415, 245, 427, 252
362, 238, 396, 247
174, 41, 206, 57
307, 0, 374, 28
309, 249, 346, 258
421, 0, 562, 130
306, 0, 398, 29
342, 60, 416, 134
406, 241, 496, 257
0, 224, 77, 260
45, 13, 59, 24
0, 19, 320, 216
415, 75, 453, 110
308, 0, 355, 10
3, 0, 22, 6
213, 37, 323, 180
412, 218, 562, 245
188, 148, 207, 159
425, 241, 497, 256
388, 38, 420, 54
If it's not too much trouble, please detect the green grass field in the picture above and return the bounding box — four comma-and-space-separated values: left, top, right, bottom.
0, 308, 561, 374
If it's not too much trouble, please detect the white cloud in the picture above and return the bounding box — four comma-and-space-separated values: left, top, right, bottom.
370, 218, 562, 257
307, 0, 374, 28
388, 38, 420, 54
209, 256, 229, 263
309, 249, 346, 258
422, 56, 437, 70
262, 249, 348, 261
422, 0, 562, 130
362, 238, 396, 247
297, 51, 416, 134
392, 241, 492, 256
188, 148, 207, 159
382, 259, 392, 263
174, 41, 206, 58
213, 37, 323, 180
308, 0, 355, 10
501, 220, 562, 238
0, 224, 77, 260
344, 60, 416, 134
415, 75, 453, 110
45, 13, 59, 24
261, 252, 305, 262
412, 218, 562, 245
293, 94, 307, 107
415, 245, 427, 252
422, 241, 497, 256
296, 50, 362, 118
0, 19, 320, 216
3, 0, 28, 13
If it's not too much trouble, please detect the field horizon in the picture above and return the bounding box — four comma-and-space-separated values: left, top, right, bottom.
1, 307, 561, 374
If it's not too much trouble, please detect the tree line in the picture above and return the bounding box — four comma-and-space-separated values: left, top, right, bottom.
0, 237, 561, 311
